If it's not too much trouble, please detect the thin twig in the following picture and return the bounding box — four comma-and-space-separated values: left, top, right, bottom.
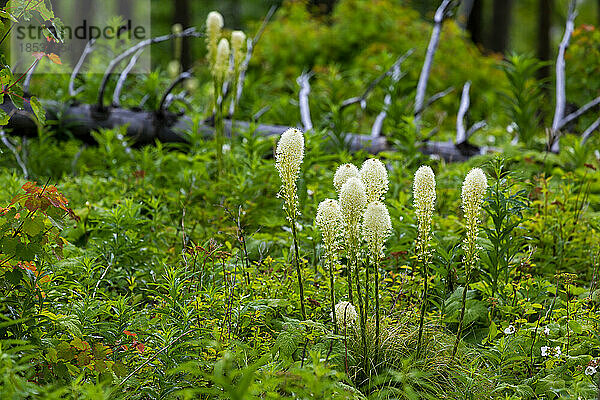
229, 5, 278, 117
22, 59, 41, 94
340, 49, 414, 111
69, 39, 96, 97
466, 120, 487, 140
456, 81, 471, 144
97, 28, 201, 109
581, 116, 600, 145
550, 0, 577, 153
252, 105, 271, 122
112, 48, 145, 107
414, 0, 454, 131
297, 71, 314, 131
371, 65, 406, 138
0, 130, 28, 177
158, 71, 192, 112
415, 86, 454, 116
560, 96, 600, 130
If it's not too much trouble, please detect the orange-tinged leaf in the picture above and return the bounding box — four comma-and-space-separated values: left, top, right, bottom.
47, 53, 62, 65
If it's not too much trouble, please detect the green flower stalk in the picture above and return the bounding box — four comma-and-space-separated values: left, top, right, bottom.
316, 199, 343, 334
453, 168, 487, 358
360, 158, 389, 203
413, 165, 436, 356
362, 201, 392, 366
339, 176, 367, 309
276, 128, 307, 320
213, 38, 230, 176
206, 11, 224, 71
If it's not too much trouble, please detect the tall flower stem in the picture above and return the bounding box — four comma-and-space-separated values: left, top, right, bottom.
347, 262, 354, 303
416, 260, 428, 357
291, 222, 306, 320
328, 257, 338, 334
374, 256, 380, 367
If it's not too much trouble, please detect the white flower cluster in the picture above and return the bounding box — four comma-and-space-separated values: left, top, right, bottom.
276, 128, 305, 221
339, 177, 367, 238
316, 199, 343, 256
231, 30, 246, 73
461, 168, 487, 268
214, 38, 230, 82
503, 324, 515, 335
334, 163, 360, 193
360, 158, 388, 202
585, 360, 599, 376
540, 345, 562, 358
334, 301, 358, 331
362, 201, 392, 260
206, 11, 224, 70
413, 165, 436, 262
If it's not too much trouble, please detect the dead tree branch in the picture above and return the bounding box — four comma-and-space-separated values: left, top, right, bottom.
228, 5, 278, 117
414, 0, 455, 131
112, 48, 145, 107
0, 130, 28, 177
158, 71, 192, 112
69, 39, 96, 97
415, 86, 454, 117
97, 28, 201, 110
456, 81, 471, 144
371, 64, 406, 138
340, 49, 414, 111
581, 117, 600, 145
23, 59, 41, 95
550, 0, 577, 153
297, 72, 313, 131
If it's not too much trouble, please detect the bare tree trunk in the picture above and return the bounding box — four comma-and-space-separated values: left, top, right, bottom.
173, 0, 192, 70
490, 0, 514, 54
466, 0, 484, 46
537, 0, 552, 79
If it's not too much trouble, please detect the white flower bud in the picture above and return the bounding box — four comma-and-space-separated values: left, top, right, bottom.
461, 167, 487, 267
339, 177, 367, 231
214, 38, 230, 81
413, 165, 436, 262
231, 30, 246, 71
206, 11, 224, 68
362, 201, 392, 259
360, 158, 388, 202
333, 163, 360, 194
334, 301, 358, 331
276, 128, 305, 221
316, 199, 342, 252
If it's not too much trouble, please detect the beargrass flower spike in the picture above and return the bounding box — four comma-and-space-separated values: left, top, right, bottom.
360, 158, 389, 202
276, 128, 307, 320
316, 199, 343, 333
206, 11, 224, 70
339, 176, 366, 303
453, 167, 487, 358
339, 176, 367, 359
362, 201, 392, 365
334, 301, 358, 333
413, 165, 436, 356
231, 30, 246, 72
334, 163, 360, 194
214, 38, 230, 82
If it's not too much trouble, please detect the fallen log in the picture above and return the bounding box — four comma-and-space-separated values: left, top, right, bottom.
1, 99, 487, 162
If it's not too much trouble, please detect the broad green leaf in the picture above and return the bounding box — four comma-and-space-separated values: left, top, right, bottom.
30, 96, 45, 125
0, 108, 10, 125
22, 214, 45, 236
